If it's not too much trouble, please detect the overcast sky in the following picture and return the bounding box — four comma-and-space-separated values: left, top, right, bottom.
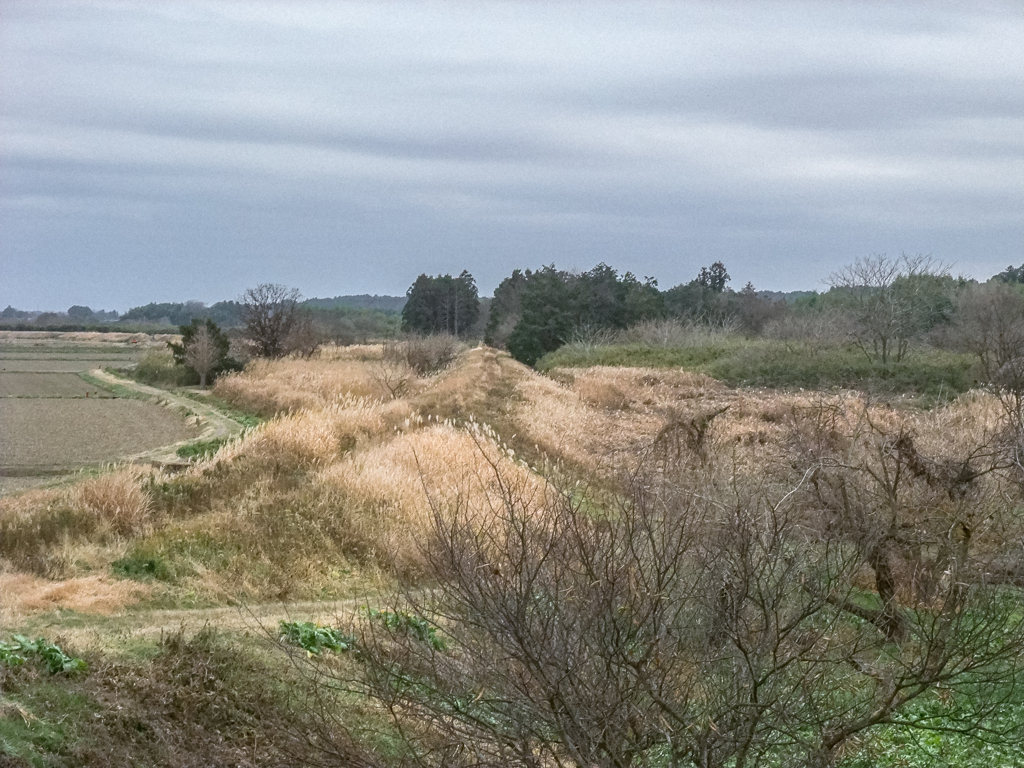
1, 2, 1022, 311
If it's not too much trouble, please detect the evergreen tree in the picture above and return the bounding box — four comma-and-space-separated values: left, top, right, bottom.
696, 261, 730, 292
507, 266, 573, 365
167, 318, 233, 383
401, 271, 479, 336
484, 269, 532, 348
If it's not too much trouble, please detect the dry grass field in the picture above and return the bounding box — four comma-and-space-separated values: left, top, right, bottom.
1, 341, 1005, 609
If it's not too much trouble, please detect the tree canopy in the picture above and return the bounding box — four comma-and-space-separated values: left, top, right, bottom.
401, 271, 480, 337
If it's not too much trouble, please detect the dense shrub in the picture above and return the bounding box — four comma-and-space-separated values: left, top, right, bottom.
128, 350, 198, 386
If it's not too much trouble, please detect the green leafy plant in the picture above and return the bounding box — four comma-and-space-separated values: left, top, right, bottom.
0, 636, 87, 674
278, 621, 355, 655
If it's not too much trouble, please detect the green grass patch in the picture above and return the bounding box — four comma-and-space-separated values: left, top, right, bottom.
111, 553, 176, 583
76, 371, 149, 401
176, 437, 228, 461
0, 683, 94, 767
539, 340, 979, 397
176, 391, 263, 429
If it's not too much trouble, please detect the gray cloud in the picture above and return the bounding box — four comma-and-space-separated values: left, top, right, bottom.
1, 1, 1022, 310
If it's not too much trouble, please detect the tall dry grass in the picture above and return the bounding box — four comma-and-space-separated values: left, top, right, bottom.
212, 396, 414, 469
72, 467, 153, 536
318, 421, 549, 576
0, 467, 156, 578
213, 356, 387, 415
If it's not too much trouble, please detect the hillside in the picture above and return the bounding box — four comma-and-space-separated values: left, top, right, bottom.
2, 344, 1024, 765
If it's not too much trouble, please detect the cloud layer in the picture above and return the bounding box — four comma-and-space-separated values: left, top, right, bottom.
2, 1, 1022, 309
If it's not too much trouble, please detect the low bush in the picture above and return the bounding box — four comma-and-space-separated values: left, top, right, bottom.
127, 350, 197, 387
384, 334, 462, 375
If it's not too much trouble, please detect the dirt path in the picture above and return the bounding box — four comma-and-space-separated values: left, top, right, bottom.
86, 369, 245, 467
19, 595, 396, 655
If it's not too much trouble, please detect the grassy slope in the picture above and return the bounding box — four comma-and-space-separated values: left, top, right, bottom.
538, 340, 979, 399
1, 344, 1020, 766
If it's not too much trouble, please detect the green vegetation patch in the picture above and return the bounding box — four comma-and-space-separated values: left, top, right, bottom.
111, 553, 176, 583
537, 341, 744, 371
365, 609, 447, 651
176, 437, 228, 461
278, 621, 355, 655
0, 636, 87, 675
0, 626, 351, 767
539, 341, 979, 397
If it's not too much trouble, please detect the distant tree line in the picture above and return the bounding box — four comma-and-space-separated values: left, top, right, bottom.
302, 294, 407, 313
481, 261, 784, 365
121, 300, 245, 327
1, 304, 120, 325
395, 255, 1024, 367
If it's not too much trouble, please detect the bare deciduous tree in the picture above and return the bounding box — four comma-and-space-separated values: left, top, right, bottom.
283, 311, 323, 359
828, 253, 953, 363
242, 283, 301, 358
954, 282, 1024, 451
372, 356, 411, 399
183, 324, 218, 387
383, 334, 460, 376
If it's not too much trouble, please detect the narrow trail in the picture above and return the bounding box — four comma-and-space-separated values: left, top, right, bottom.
24, 596, 382, 651
87, 369, 245, 467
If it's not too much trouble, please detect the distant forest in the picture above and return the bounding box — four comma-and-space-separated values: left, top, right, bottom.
5, 260, 1024, 358
0, 294, 407, 337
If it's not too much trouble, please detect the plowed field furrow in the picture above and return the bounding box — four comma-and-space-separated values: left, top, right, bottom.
0, 398, 198, 471
0, 359, 132, 372
0, 372, 111, 398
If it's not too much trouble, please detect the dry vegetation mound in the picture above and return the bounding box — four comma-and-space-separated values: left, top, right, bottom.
0, 344, 1010, 611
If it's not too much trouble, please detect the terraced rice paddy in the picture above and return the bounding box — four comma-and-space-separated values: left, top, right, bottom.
0, 334, 196, 493
0, 371, 108, 398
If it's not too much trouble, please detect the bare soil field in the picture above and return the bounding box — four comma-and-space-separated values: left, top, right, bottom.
0, 398, 198, 473
0, 333, 203, 494
0, 372, 109, 397
0, 331, 173, 373
0, 358, 134, 372
0, 330, 178, 345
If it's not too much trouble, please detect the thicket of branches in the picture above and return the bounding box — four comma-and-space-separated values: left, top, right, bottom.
285, 392, 1024, 767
